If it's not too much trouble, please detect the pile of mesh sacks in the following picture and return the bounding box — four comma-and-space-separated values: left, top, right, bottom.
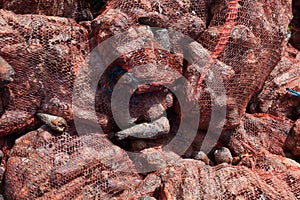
0, 0, 299, 199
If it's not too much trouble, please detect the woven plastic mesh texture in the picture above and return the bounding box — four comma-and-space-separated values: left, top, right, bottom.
0, 10, 175, 136
228, 113, 294, 156
5, 128, 300, 199
158, 158, 300, 199
93, 62, 175, 132
0, 10, 89, 135
0, 0, 298, 199
2, 0, 93, 21
256, 44, 300, 120
91, 0, 292, 130
193, 0, 292, 129
5, 129, 140, 199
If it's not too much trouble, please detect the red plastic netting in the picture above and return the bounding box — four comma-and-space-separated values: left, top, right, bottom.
0, 0, 298, 199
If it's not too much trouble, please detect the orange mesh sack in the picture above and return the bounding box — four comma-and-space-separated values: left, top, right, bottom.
227, 113, 294, 156
0, 10, 89, 135
0, 0, 299, 200
5, 127, 140, 199
5, 129, 300, 199
157, 157, 300, 200
2, 0, 93, 21
91, 0, 293, 130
